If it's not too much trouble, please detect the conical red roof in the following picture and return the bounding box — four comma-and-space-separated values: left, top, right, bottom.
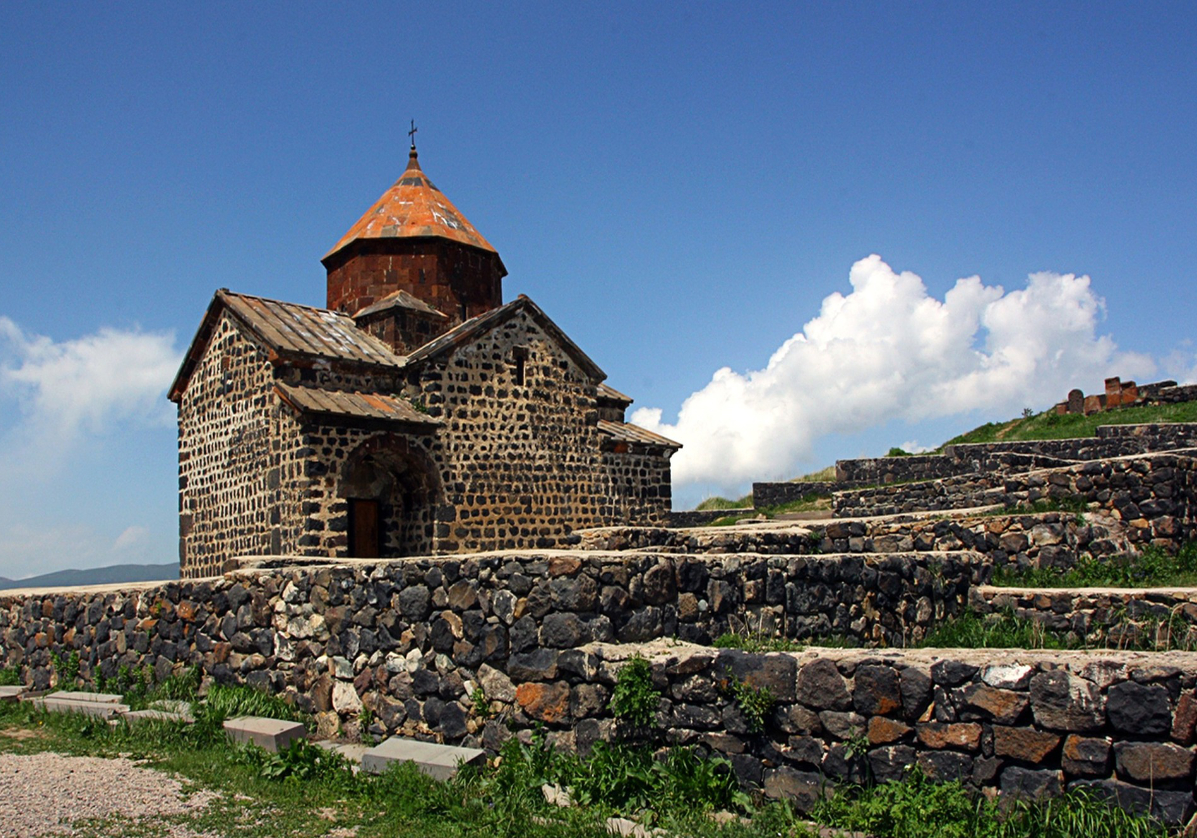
323, 148, 497, 261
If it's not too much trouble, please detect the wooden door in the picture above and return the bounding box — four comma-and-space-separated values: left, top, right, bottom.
349, 499, 381, 558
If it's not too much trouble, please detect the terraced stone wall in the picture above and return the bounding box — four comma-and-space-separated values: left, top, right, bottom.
833, 454, 1197, 550
0, 550, 972, 730
972, 585, 1197, 650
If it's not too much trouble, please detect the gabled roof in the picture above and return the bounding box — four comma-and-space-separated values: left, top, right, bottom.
598, 419, 682, 451
274, 383, 439, 428
404, 295, 606, 382
168, 290, 403, 401
597, 383, 633, 406
353, 289, 447, 320
323, 148, 503, 267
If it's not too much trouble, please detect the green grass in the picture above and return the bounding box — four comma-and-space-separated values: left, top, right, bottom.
704, 494, 833, 526
0, 690, 1171, 838
695, 494, 754, 511
793, 465, 836, 481
993, 543, 1197, 589
919, 608, 1077, 650
712, 632, 858, 653
918, 602, 1197, 652
813, 767, 1168, 838
940, 400, 1197, 448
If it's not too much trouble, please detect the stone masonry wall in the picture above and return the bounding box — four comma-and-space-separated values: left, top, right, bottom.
402, 312, 607, 552
0, 549, 972, 724
177, 312, 280, 578
6, 575, 1197, 825
971, 585, 1197, 651
579, 511, 1127, 579
252, 308, 673, 566
598, 451, 673, 527
833, 454, 1197, 554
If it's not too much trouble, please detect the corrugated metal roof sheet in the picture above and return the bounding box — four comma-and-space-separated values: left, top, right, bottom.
221, 291, 403, 368
275, 383, 439, 426
598, 420, 681, 450
597, 383, 633, 405
324, 149, 498, 261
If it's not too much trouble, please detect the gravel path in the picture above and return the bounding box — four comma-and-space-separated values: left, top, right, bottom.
0, 752, 218, 836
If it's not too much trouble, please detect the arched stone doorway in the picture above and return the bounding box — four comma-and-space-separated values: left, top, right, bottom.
339, 435, 440, 558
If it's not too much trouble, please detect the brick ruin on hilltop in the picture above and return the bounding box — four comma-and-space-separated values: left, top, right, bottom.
1052, 375, 1197, 416
168, 143, 679, 578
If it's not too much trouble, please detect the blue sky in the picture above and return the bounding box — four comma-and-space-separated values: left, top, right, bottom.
1, 3, 1195, 578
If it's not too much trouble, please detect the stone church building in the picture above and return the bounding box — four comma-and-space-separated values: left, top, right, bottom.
169, 144, 679, 578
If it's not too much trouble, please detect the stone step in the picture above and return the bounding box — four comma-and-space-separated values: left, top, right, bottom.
33, 695, 130, 718
48, 691, 124, 704
361, 736, 486, 781
122, 708, 194, 724
314, 740, 370, 771
223, 716, 307, 752
0, 685, 27, 703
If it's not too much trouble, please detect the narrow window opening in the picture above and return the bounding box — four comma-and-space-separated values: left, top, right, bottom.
512, 346, 529, 386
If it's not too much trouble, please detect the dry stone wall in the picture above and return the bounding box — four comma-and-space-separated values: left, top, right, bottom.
7, 570, 1197, 826
0, 551, 973, 700
972, 585, 1197, 651
832, 453, 1197, 554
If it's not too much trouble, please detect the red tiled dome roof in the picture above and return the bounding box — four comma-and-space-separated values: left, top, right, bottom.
323, 148, 497, 261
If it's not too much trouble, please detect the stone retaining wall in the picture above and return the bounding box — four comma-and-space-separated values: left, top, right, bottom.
666, 509, 754, 528
579, 511, 1128, 577
0, 550, 973, 730
599, 643, 1197, 825
833, 453, 1197, 552
751, 482, 843, 509
972, 585, 1197, 651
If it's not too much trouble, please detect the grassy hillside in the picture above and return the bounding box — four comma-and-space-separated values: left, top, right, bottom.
939, 400, 1197, 448
692, 401, 1197, 512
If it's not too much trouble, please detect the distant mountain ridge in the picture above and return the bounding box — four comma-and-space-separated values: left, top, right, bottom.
0, 563, 179, 591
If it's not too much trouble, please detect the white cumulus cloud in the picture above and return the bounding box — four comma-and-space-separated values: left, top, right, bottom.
633, 255, 1155, 495
0, 317, 181, 468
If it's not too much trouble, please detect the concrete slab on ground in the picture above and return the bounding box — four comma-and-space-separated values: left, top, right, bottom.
314, 740, 370, 769
122, 709, 194, 724
33, 696, 130, 718
223, 716, 306, 752
49, 691, 124, 704
0, 686, 27, 702
361, 737, 485, 781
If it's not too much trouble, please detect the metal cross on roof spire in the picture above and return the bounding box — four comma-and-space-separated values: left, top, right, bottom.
408, 120, 418, 150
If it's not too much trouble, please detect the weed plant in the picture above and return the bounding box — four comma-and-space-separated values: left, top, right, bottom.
919, 608, 1077, 650
0, 665, 19, 686
994, 543, 1197, 589
813, 768, 1168, 838
0, 691, 1172, 838
608, 655, 661, 732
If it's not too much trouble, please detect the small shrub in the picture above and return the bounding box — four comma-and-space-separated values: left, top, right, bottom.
470, 687, 490, 718
719, 676, 775, 734
50, 650, 81, 687
886, 447, 912, 457
609, 655, 660, 731
0, 666, 19, 687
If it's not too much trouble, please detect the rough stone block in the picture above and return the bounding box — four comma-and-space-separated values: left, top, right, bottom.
34, 695, 130, 719
122, 708, 194, 724
0, 686, 27, 703
223, 716, 307, 752
50, 691, 124, 704
361, 736, 485, 781
1114, 741, 1196, 782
